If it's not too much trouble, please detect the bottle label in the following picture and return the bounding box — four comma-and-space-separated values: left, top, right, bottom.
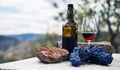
63, 26, 71, 37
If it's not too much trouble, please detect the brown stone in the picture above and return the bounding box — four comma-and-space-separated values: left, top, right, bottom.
37, 47, 69, 63
56, 41, 115, 54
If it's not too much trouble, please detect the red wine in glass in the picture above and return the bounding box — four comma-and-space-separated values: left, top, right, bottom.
81, 16, 98, 46
82, 32, 96, 41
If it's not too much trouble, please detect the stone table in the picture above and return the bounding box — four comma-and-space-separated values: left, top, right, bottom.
0, 54, 120, 70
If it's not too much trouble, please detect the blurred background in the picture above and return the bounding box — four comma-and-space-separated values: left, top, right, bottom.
0, 0, 120, 63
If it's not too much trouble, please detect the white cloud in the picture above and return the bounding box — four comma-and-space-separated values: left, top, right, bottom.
0, 0, 86, 35
0, 0, 60, 35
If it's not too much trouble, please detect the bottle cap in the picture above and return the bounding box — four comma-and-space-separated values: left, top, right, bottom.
68, 4, 73, 8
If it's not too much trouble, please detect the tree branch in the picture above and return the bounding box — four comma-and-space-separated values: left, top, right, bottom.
106, 0, 113, 35
114, 0, 120, 34
116, 23, 120, 32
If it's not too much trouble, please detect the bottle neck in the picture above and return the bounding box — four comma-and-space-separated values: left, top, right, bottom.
67, 7, 74, 22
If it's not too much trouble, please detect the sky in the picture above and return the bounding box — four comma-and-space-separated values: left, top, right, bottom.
0, 0, 86, 35
0, 0, 62, 35
0, 0, 105, 35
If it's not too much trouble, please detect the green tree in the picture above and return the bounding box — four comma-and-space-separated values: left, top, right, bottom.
98, 0, 120, 52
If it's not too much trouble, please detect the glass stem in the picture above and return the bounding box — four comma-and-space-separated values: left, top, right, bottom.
88, 40, 91, 48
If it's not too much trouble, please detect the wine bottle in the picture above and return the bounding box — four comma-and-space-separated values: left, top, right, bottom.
62, 4, 78, 54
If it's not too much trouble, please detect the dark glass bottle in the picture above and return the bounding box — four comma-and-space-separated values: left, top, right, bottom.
62, 4, 78, 54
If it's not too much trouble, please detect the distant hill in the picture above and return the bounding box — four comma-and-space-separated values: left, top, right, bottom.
0, 34, 45, 51
0, 35, 20, 51
8, 34, 45, 42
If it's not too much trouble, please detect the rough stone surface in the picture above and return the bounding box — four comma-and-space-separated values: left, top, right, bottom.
36, 47, 69, 63
56, 41, 115, 54
0, 54, 120, 70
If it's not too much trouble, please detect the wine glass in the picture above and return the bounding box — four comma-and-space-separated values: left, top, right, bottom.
81, 16, 98, 46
